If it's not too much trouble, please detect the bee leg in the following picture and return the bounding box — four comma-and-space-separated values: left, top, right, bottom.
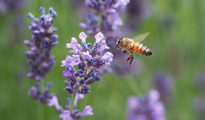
123, 50, 128, 54
129, 53, 134, 67
121, 49, 127, 56
126, 54, 131, 62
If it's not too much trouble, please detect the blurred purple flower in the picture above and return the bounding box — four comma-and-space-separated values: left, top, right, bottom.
0, 0, 27, 13
71, 0, 89, 18
80, 0, 128, 37
59, 110, 73, 120
62, 32, 113, 94
124, 0, 150, 33
127, 89, 165, 120
158, 16, 173, 30
24, 7, 58, 81
153, 72, 174, 105
29, 82, 54, 104
48, 93, 93, 120
195, 69, 205, 90
80, 105, 93, 117
192, 97, 205, 119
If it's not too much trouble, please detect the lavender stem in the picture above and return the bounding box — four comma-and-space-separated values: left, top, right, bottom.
70, 90, 77, 113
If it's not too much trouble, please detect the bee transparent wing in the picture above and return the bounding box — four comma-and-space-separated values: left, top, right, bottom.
132, 32, 150, 43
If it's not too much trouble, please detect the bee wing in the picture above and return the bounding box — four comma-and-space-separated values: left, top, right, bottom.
132, 32, 150, 43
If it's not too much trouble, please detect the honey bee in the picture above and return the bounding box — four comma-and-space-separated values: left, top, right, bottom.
116, 32, 152, 66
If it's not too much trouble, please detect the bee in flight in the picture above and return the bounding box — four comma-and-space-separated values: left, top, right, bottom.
116, 32, 152, 66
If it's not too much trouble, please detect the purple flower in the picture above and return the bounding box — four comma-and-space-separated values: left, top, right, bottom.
54, 93, 93, 120
76, 105, 93, 118
24, 6, 93, 120
195, 68, 205, 90
79, 13, 100, 36
127, 89, 165, 120
24, 7, 58, 81
73, 93, 84, 109
62, 32, 113, 94
29, 82, 54, 104
48, 95, 63, 112
192, 97, 205, 119
153, 72, 174, 105
72, 94, 93, 119
80, 0, 129, 38
124, 0, 150, 32
0, 0, 26, 13
24, 7, 58, 105
59, 110, 73, 120
115, 0, 130, 7
71, 0, 89, 18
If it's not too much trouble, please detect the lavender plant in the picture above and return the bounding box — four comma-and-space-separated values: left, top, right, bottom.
153, 72, 174, 105
55, 31, 113, 119
24, 7, 95, 120
48, 93, 93, 120
24, 6, 58, 103
61, 32, 113, 94
127, 89, 165, 120
25, 7, 58, 81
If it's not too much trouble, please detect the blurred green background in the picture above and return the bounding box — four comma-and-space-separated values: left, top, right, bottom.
0, 0, 205, 120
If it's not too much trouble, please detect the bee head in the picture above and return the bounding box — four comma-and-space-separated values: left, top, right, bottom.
116, 37, 123, 48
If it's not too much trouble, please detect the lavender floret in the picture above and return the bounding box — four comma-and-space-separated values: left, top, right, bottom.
24, 7, 58, 81
29, 82, 54, 104
62, 32, 113, 94
127, 89, 165, 120
48, 93, 93, 120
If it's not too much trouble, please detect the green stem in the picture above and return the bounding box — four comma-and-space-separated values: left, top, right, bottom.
70, 90, 77, 113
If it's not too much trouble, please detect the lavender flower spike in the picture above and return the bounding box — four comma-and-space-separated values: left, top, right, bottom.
24, 7, 58, 81
58, 93, 93, 120
127, 89, 165, 120
62, 32, 113, 94
80, 0, 130, 38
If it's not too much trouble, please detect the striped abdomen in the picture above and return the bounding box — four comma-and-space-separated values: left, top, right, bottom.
131, 42, 152, 56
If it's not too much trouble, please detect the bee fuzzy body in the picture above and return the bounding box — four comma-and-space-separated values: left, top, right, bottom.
131, 41, 152, 56
116, 35, 152, 66
116, 37, 152, 56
